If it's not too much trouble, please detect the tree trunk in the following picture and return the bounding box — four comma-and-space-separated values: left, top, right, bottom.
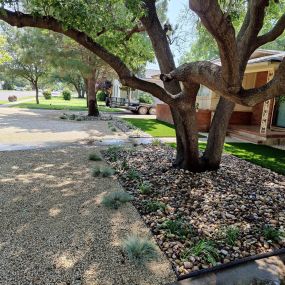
34, 82, 39, 104
84, 78, 89, 107
201, 97, 235, 170
87, 70, 99, 116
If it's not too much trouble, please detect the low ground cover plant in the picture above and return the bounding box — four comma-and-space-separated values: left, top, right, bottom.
262, 226, 284, 242
183, 240, 220, 266
89, 153, 102, 161
143, 200, 166, 213
122, 235, 158, 265
92, 166, 114, 177
139, 181, 152, 195
102, 191, 133, 209
160, 219, 194, 239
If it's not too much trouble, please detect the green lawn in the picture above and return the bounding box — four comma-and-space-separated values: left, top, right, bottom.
11, 97, 123, 112
169, 142, 285, 175
124, 118, 205, 138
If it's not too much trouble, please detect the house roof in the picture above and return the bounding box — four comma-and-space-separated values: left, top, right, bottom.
211, 49, 285, 66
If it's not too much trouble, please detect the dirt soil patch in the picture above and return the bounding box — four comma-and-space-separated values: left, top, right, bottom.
0, 146, 175, 285
103, 145, 285, 277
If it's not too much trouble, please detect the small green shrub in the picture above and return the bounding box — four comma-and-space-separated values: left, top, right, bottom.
121, 158, 129, 170
263, 226, 283, 242
139, 182, 152, 195
106, 146, 121, 162
160, 219, 193, 238
89, 153, 102, 161
183, 240, 219, 265
111, 127, 117, 132
144, 201, 166, 213
139, 93, 154, 104
43, 90, 52, 100
123, 235, 158, 265
97, 90, 108, 101
127, 168, 140, 180
62, 89, 72, 100
102, 191, 133, 209
92, 166, 101, 177
101, 167, 115, 177
224, 226, 240, 246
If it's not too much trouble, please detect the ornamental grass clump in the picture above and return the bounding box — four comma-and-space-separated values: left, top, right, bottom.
101, 191, 133, 209
139, 181, 152, 195
92, 166, 114, 177
144, 200, 166, 213
182, 240, 220, 266
224, 226, 240, 246
160, 218, 193, 239
89, 153, 102, 161
122, 235, 158, 265
262, 226, 283, 242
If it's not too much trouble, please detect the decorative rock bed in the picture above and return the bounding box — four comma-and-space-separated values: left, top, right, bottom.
102, 145, 285, 277
59, 113, 113, 121
113, 119, 152, 138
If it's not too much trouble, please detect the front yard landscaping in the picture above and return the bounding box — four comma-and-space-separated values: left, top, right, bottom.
168, 142, 285, 175
103, 145, 285, 278
124, 118, 205, 138
11, 97, 123, 112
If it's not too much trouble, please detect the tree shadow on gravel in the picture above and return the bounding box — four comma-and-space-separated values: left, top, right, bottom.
0, 146, 174, 285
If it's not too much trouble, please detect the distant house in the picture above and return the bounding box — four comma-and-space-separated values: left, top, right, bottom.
156, 49, 285, 145
112, 69, 163, 105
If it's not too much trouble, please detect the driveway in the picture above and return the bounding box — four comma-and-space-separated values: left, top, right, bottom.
0, 107, 128, 151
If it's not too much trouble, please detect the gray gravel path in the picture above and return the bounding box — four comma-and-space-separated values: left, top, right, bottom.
0, 146, 175, 285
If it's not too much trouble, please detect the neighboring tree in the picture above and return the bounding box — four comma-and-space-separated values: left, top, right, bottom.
0, 35, 10, 64
0, 1, 284, 171
1, 26, 51, 104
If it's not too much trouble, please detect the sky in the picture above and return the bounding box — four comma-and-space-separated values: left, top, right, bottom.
147, 0, 190, 70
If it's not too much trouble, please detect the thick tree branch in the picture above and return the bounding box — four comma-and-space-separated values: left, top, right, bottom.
189, 0, 240, 87
237, 0, 270, 71
0, 8, 172, 104
256, 13, 285, 48
125, 24, 145, 40
161, 59, 285, 107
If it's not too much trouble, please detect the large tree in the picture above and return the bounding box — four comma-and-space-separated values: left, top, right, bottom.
0, 0, 284, 171
1, 26, 52, 104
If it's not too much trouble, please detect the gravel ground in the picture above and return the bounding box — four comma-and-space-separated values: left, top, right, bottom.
0, 146, 175, 285
103, 145, 285, 278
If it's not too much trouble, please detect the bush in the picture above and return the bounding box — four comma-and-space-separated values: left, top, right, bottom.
89, 153, 102, 161
139, 181, 152, 195
102, 191, 133, 209
139, 93, 154, 104
122, 235, 158, 265
62, 89, 72, 100
111, 127, 117, 132
97, 90, 108, 101
43, 90, 52, 100
8, 95, 17, 102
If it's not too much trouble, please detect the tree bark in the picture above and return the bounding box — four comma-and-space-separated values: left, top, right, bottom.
201, 97, 235, 170
34, 82, 39, 104
86, 70, 99, 116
